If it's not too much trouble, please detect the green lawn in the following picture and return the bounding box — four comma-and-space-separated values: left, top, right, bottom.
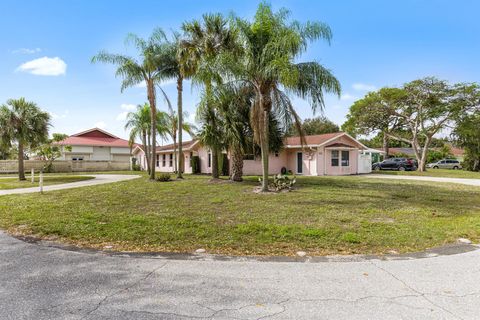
0, 176, 95, 190
375, 168, 480, 179
0, 173, 479, 256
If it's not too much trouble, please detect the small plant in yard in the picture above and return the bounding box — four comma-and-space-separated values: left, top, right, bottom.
258, 174, 296, 192
155, 173, 171, 182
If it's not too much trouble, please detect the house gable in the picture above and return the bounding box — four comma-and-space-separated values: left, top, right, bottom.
72, 128, 119, 139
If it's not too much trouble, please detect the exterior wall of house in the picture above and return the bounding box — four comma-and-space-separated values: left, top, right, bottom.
285, 148, 317, 175
155, 152, 175, 172
323, 149, 359, 175
242, 151, 287, 175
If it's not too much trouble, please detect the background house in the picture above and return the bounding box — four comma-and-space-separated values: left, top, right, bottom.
56, 128, 132, 162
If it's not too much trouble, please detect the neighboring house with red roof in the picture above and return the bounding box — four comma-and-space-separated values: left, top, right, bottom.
56, 128, 132, 163
133, 132, 374, 176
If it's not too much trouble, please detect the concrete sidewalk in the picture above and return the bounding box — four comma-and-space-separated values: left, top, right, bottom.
0, 174, 140, 196
364, 174, 480, 187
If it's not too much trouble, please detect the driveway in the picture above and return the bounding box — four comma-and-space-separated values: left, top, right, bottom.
1, 232, 479, 319
364, 174, 480, 187
0, 174, 140, 196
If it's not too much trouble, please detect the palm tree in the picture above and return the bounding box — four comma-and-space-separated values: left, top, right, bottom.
230, 3, 341, 191
155, 34, 196, 179
0, 98, 50, 180
125, 103, 169, 174
92, 28, 167, 180
180, 13, 239, 179
159, 90, 196, 173
125, 103, 152, 174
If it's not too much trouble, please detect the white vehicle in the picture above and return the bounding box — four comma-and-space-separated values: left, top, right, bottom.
426, 159, 462, 170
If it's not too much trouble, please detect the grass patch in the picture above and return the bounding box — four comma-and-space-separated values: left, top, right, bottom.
375, 169, 480, 179
0, 176, 94, 190
0, 173, 479, 256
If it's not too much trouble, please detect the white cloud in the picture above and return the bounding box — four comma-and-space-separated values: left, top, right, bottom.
340, 93, 357, 101
50, 110, 69, 120
12, 48, 42, 54
352, 83, 376, 91
120, 103, 136, 111
17, 56, 67, 76
94, 121, 107, 129
116, 104, 137, 121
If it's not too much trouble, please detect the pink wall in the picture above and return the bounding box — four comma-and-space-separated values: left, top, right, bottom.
242, 151, 287, 175
323, 148, 358, 175
285, 148, 317, 175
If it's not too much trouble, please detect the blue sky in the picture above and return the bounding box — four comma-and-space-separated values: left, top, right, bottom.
0, 0, 479, 142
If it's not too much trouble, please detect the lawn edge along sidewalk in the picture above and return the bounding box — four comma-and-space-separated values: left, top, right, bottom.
0, 174, 141, 196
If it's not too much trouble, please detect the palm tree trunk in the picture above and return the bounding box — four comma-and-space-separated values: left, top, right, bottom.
147, 80, 156, 180
173, 136, 177, 173
230, 144, 243, 182
211, 148, 219, 179
260, 109, 269, 191
18, 141, 26, 181
142, 132, 151, 175
177, 76, 184, 178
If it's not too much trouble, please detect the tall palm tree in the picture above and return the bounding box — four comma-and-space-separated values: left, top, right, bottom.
155, 34, 196, 178
230, 3, 341, 191
125, 103, 169, 174
180, 13, 239, 179
0, 98, 50, 180
159, 90, 196, 173
92, 28, 167, 180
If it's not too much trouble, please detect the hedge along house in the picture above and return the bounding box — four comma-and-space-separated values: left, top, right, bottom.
133, 132, 373, 176
56, 128, 133, 164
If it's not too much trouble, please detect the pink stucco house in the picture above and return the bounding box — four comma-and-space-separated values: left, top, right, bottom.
132, 132, 374, 176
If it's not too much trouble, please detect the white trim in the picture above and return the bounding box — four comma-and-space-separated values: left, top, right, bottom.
285, 132, 367, 150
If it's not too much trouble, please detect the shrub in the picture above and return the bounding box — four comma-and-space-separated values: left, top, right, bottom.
156, 173, 171, 182
132, 163, 141, 171
190, 156, 200, 174
258, 174, 296, 192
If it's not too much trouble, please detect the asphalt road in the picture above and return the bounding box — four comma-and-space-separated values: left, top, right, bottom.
1, 231, 479, 319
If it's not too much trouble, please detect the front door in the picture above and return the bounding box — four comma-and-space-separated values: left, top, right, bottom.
297, 152, 303, 174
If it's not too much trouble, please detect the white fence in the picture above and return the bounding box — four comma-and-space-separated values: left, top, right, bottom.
0, 160, 130, 173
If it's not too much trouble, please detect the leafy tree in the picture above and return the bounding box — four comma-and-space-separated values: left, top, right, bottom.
35, 133, 71, 173
287, 116, 339, 136
391, 78, 480, 171
0, 98, 50, 180
92, 28, 167, 180
453, 110, 480, 171
342, 88, 406, 155
229, 3, 341, 191
343, 78, 480, 171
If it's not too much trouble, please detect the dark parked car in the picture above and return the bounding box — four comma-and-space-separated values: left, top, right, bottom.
372, 158, 417, 171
